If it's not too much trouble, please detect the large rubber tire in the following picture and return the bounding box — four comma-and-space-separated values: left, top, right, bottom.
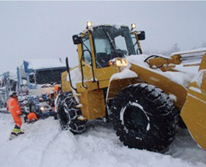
56, 92, 86, 134
110, 83, 179, 152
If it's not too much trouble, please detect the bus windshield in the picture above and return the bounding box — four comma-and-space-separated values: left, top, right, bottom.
35, 67, 66, 85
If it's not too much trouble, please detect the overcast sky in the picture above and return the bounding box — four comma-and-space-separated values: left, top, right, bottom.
0, 1, 206, 74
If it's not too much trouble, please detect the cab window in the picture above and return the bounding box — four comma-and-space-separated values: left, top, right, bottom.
82, 37, 92, 65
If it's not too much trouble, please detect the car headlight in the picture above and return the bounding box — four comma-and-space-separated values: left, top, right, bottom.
40, 106, 44, 111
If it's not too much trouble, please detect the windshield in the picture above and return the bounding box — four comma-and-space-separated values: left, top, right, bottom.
92, 26, 135, 68
35, 67, 66, 85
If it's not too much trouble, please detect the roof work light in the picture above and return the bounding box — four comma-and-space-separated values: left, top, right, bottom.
131, 23, 136, 31
86, 21, 93, 29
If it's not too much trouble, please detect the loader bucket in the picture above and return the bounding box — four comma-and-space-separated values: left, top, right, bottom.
181, 69, 206, 150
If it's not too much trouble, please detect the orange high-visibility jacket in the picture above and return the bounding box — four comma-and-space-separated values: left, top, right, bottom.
27, 112, 38, 121
54, 85, 59, 91
7, 97, 22, 127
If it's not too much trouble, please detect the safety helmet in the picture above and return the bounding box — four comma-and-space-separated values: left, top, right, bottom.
9, 91, 17, 97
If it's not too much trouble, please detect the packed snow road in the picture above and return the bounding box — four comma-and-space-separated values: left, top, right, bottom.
0, 113, 205, 167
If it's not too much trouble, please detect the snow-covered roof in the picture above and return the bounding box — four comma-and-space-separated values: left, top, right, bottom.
24, 58, 65, 70
83, 24, 129, 33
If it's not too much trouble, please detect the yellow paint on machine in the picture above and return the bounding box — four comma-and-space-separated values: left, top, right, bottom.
181, 70, 206, 150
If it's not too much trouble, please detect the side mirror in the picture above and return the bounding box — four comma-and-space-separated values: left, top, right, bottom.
138, 31, 145, 40
72, 35, 82, 45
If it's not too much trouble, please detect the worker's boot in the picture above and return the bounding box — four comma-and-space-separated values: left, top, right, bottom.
17, 128, 24, 135
11, 128, 19, 136
13, 125, 24, 135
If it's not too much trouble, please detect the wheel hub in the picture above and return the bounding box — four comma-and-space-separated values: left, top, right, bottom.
120, 102, 150, 139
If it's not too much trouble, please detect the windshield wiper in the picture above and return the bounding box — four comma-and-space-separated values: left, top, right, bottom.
101, 26, 116, 51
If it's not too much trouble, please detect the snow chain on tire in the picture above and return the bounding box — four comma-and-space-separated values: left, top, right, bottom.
56, 91, 86, 134
110, 83, 179, 152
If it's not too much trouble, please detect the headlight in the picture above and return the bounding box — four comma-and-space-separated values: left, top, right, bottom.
86, 21, 93, 29
109, 58, 128, 67
131, 23, 136, 31
40, 106, 44, 111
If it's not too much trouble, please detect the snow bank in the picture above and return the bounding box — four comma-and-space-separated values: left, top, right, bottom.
0, 113, 205, 167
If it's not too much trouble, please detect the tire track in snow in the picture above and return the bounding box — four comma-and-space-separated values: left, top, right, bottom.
7, 118, 63, 167
39, 128, 62, 167
39, 130, 79, 167
0, 113, 206, 167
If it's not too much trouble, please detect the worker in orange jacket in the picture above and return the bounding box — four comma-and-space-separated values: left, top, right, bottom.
48, 85, 61, 106
7, 91, 24, 136
24, 112, 38, 123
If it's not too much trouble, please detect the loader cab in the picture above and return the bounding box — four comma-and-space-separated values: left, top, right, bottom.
92, 25, 135, 68
73, 24, 145, 70
74, 25, 135, 68
72, 24, 138, 82
71, 23, 145, 89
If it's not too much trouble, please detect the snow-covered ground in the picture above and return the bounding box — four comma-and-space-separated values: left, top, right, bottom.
0, 112, 205, 167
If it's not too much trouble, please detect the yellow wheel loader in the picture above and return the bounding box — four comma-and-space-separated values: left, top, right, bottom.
56, 21, 206, 152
